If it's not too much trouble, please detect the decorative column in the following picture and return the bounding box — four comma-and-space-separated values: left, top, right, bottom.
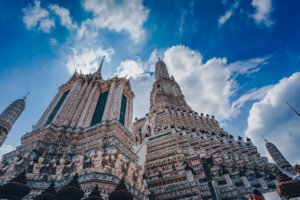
71, 80, 94, 128
77, 82, 98, 128
83, 83, 101, 128
63, 79, 88, 127
102, 81, 116, 121
106, 84, 123, 121
54, 80, 83, 126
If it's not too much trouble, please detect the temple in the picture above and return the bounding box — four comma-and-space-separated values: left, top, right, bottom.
0, 58, 297, 199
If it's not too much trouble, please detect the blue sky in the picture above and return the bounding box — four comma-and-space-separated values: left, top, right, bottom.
0, 0, 299, 165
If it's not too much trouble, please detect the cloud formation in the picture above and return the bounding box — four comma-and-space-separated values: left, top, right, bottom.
66, 47, 115, 74
218, 1, 239, 27
245, 72, 300, 165
23, 0, 55, 32
232, 85, 274, 110
81, 0, 149, 42
0, 144, 15, 159
251, 0, 274, 27
218, 11, 233, 27
49, 4, 76, 30
117, 60, 144, 79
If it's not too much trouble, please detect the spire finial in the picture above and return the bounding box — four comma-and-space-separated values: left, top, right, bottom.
262, 135, 268, 143
22, 92, 30, 100
95, 56, 105, 79
286, 102, 300, 117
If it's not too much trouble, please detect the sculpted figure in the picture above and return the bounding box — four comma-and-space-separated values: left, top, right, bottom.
5, 156, 22, 180
112, 154, 124, 178
135, 169, 144, 191
83, 155, 92, 173
33, 153, 46, 175
56, 154, 67, 180
73, 154, 84, 176
111, 152, 117, 168
0, 161, 9, 177
48, 158, 57, 180
103, 151, 112, 173
126, 162, 136, 186
91, 150, 104, 172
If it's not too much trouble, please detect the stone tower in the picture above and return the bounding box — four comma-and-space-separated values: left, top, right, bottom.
134, 59, 278, 199
0, 94, 27, 146
0, 63, 148, 200
265, 139, 294, 173
150, 59, 190, 114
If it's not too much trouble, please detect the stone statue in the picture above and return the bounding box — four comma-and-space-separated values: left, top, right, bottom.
91, 150, 104, 172
5, 155, 22, 180
83, 155, 92, 173
56, 153, 68, 180
33, 153, 46, 176
103, 151, 112, 173
48, 158, 57, 180
112, 154, 124, 178
0, 161, 9, 177
135, 169, 144, 191
72, 154, 84, 176
126, 162, 136, 186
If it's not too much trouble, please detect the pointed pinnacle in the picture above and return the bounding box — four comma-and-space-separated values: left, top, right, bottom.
96, 56, 105, 79
22, 92, 30, 100
287, 102, 300, 117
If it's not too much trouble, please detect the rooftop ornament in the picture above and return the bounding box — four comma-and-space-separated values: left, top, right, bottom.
0, 170, 31, 200
109, 178, 133, 200
57, 174, 84, 200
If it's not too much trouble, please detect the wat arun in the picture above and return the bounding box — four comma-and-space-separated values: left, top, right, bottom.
0, 59, 280, 199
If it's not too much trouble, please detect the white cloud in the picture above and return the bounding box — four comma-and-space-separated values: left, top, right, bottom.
39, 18, 55, 32
229, 57, 269, 77
23, 0, 55, 32
218, 1, 239, 27
49, 38, 58, 46
76, 19, 98, 41
117, 60, 144, 79
218, 10, 233, 27
49, 4, 76, 29
81, 0, 149, 42
131, 74, 155, 118
66, 47, 115, 74
232, 85, 274, 110
245, 72, 300, 165
0, 144, 15, 159
251, 0, 274, 27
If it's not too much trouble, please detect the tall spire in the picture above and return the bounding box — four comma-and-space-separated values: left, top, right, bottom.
0, 95, 26, 146
155, 58, 170, 80
94, 56, 105, 79
150, 58, 190, 113
265, 139, 293, 172
22, 92, 30, 100
286, 102, 300, 117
